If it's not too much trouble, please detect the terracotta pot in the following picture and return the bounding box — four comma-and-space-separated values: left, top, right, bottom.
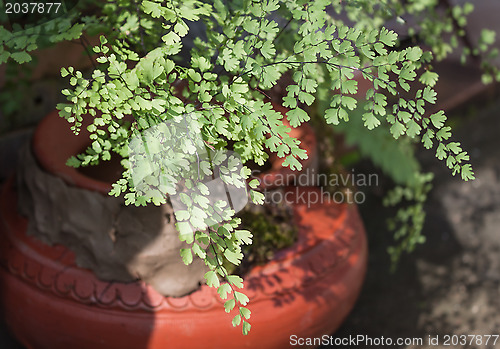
0, 177, 366, 349
0, 110, 367, 348
31, 110, 113, 194
37, 37, 99, 80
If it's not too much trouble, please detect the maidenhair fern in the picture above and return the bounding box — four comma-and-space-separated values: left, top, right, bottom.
1, 0, 494, 334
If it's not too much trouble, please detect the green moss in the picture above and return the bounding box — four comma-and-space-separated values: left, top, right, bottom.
225, 198, 297, 276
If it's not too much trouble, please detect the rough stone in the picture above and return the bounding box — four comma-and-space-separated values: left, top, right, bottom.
16, 144, 207, 297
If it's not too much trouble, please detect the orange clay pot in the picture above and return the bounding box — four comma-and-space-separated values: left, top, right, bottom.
0, 110, 367, 349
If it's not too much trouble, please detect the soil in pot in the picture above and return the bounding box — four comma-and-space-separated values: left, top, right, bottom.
226, 189, 298, 276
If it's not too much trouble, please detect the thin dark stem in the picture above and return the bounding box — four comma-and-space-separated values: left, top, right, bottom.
273, 17, 293, 44
441, 0, 481, 64
207, 227, 242, 310
134, 0, 146, 55
80, 35, 97, 70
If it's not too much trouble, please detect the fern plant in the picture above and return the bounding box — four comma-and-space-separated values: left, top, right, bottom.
1, 0, 495, 334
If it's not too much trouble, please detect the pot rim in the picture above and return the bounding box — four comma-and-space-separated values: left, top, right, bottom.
32, 110, 112, 194
32, 106, 317, 195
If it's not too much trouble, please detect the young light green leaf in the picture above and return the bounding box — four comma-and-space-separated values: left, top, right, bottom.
217, 283, 232, 300
362, 112, 380, 130
234, 230, 253, 245
286, 108, 310, 127
379, 27, 398, 46
227, 275, 244, 289
234, 291, 249, 306
429, 111, 446, 128
390, 122, 406, 139
224, 299, 236, 313
180, 248, 193, 265
192, 242, 206, 259
248, 179, 260, 189
205, 270, 220, 288
250, 190, 265, 205
232, 314, 242, 327
240, 307, 251, 320
461, 164, 475, 181
224, 249, 243, 265
242, 320, 251, 335
422, 87, 437, 104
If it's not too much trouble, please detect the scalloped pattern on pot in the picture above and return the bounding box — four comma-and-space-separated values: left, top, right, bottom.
1, 179, 361, 312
